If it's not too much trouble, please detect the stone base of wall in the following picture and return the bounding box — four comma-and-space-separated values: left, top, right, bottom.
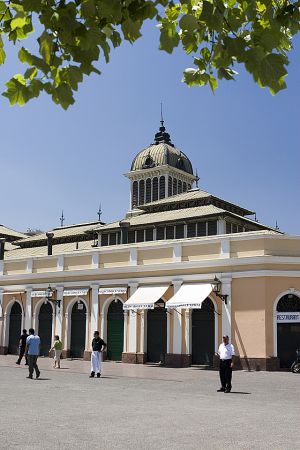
84, 350, 91, 361
122, 352, 139, 364
137, 352, 146, 364
61, 350, 70, 359
0, 346, 8, 355
235, 357, 280, 371
165, 353, 191, 368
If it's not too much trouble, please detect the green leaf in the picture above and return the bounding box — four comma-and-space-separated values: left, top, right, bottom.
3, 75, 28, 106
159, 20, 180, 54
10, 16, 27, 31
38, 31, 53, 65
52, 82, 75, 110
121, 19, 142, 43
179, 14, 198, 32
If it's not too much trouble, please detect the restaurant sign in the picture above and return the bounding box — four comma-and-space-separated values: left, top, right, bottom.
98, 287, 127, 295
64, 289, 89, 297
276, 312, 300, 323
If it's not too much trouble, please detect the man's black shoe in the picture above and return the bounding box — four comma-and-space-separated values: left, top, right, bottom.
224, 389, 231, 393
16, 361, 20, 365
89, 372, 95, 378
26, 376, 32, 379
36, 371, 40, 379
97, 373, 101, 378
217, 388, 225, 392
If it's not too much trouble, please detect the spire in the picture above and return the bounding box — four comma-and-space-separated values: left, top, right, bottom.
195, 169, 199, 188
153, 103, 174, 147
97, 203, 102, 221
275, 220, 280, 231
60, 210, 65, 227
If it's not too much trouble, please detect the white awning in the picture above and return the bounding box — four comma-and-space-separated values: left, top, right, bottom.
123, 285, 169, 310
166, 283, 213, 309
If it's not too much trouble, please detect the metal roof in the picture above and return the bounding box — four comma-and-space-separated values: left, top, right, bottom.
0, 225, 27, 240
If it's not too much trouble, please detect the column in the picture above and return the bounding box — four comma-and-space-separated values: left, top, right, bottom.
127, 282, 138, 361
221, 278, 232, 339
0, 288, 3, 350
24, 287, 32, 330
172, 244, 182, 263
55, 286, 64, 340
185, 310, 191, 354
172, 280, 183, 358
90, 284, 99, 335
123, 311, 128, 353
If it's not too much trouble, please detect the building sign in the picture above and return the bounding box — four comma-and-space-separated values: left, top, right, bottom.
31, 291, 52, 298
98, 287, 127, 295
277, 312, 300, 323
123, 303, 154, 310
64, 289, 89, 297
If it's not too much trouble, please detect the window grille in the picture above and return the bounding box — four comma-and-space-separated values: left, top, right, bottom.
101, 234, 108, 246
145, 228, 153, 241
159, 176, 165, 199
168, 176, 172, 197
173, 178, 178, 195
136, 229, 144, 242
176, 224, 184, 239
146, 178, 151, 203
156, 226, 165, 240
183, 182, 187, 192
226, 222, 232, 234
208, 221, 217, 235
187, 223, 196, 237
153, 177, 158, 201
128, 230, 135, 243
178, 180, 182, 194
197, 222, 207, 236
139, 179, 145, 205
109, 233, 116, 245
132, 181, 138, 208
166, 225, 174, 239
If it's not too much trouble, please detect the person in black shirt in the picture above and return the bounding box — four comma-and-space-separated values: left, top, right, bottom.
16, 329, 28, 365
90, 331, 106, 378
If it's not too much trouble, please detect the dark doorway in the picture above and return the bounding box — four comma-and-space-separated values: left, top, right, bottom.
192, 298, 215, 365
38, 302, 53, 356
107, 300, 124, 361
70, 301, 86, 358
147, 302, 167, 363
277, 294, 300, 368
8, 302, 22, 354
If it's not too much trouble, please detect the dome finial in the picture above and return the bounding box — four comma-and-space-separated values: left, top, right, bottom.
160, 101, 164, 128
153, 104, 174, 147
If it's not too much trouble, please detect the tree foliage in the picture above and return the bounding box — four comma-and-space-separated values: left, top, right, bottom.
0, 0, 299, 108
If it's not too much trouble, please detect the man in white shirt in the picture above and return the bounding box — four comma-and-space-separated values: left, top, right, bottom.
217, 335, 235, 393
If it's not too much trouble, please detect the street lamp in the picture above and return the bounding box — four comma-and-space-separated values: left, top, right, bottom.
212, 276, 228, 304
45, 285, 61, 309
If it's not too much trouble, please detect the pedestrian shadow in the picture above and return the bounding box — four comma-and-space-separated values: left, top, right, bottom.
229, 391, 251, 395
35, 378, 51, 381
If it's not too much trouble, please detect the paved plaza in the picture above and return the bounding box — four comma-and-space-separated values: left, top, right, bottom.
0, 356, 299, 450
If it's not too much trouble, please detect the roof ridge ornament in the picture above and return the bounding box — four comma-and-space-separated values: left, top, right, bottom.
153, 103, 174, 147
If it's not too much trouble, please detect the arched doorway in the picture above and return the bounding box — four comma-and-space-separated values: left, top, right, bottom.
107, 300, 124, 361
147, 300, 167, 363
70, 300, 86, 358
8, 302, 22, 354
192, 298, 215, 365
38, 302, 53, 356
277, 294, 300, 368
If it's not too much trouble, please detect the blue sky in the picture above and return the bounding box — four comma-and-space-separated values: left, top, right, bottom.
1, 21, 299, 235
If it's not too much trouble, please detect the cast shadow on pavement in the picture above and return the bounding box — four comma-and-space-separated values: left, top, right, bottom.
229, 391, 251, 395
35, 378, 51, 381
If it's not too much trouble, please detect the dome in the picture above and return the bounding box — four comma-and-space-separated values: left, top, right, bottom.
130, 122, 194, 175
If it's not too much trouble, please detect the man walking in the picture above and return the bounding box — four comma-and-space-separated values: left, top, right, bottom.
16, 329, 28, 365
217, 335, 235, 393
25, 328, 41, 380
90, 331, 106, 378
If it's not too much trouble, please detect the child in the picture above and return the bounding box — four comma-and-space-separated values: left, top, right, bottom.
49, 335, 63, 369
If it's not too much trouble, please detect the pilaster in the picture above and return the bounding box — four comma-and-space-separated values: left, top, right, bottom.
24, 287, 32, 330
221, 277, 232, 338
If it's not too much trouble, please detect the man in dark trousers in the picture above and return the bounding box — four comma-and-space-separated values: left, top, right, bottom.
217, 335, 235, 393
16, 329, 28, 365
25, 328, 41, 380
90, 331, 106, 378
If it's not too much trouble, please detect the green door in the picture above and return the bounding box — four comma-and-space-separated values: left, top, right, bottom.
38, 302, 53, 356
192, 298, 215, 365
8, 302, 22, 354
107, 300, 124, 361
70, 301, 86, 358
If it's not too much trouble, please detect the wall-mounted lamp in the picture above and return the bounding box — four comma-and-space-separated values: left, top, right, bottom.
45, 285, 61, 309
212, 276, 228, 305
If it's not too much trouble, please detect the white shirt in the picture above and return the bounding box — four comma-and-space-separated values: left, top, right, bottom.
218, 343, 235, 360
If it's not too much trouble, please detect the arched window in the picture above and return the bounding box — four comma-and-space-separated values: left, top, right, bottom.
152, 177, 158, 201
139, 180, 145, 205
183, 182, 187, 192
159, 176, 165, 199
168, 176, 172, 197
178, 180, 182, 194
173, 178, 178, 195
187, 184, 191, 190
132, 181, 138, 208
146, 178, 152, 203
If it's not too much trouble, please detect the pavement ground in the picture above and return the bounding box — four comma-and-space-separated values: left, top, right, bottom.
0, 355, 299, 450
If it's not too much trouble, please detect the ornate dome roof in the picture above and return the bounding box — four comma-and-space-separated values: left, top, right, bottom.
130, 122, 194, 175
